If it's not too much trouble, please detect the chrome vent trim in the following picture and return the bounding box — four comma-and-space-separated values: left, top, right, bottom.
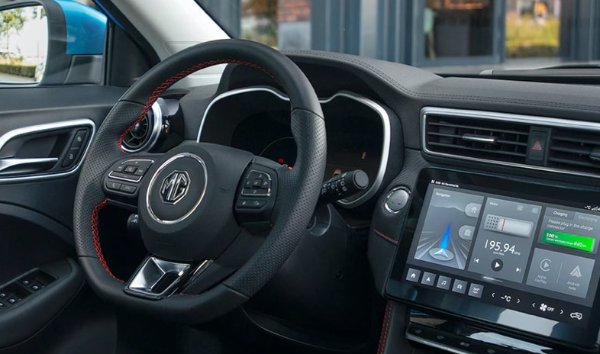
122, 101, 163, 153
421, 107, 600, 179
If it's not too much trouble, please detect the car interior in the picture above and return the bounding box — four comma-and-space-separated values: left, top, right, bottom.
1, 1, 600, 354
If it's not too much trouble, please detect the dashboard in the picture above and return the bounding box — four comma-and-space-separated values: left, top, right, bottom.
152, 51, 600, 354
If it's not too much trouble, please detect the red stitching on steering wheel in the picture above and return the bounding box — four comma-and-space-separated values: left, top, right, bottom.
91, 199, 122, 281
117, 59, 274, 153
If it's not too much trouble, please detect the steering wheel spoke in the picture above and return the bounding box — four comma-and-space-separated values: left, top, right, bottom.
124, 255, 197, 300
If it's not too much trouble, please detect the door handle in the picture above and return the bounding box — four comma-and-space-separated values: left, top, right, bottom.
0, 157, 59, 174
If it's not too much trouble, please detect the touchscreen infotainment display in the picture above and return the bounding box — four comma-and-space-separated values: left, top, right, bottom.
408, 183, 600, 310
388, 170, 600, 346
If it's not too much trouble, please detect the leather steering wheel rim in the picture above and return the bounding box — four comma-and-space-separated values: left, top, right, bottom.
73, 39, 326, 323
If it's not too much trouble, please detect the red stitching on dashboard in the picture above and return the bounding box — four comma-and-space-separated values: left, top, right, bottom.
118, 59, 274, 153
377, 301, 393, 354
373, 229, 399, 245
91, 199, 122, 281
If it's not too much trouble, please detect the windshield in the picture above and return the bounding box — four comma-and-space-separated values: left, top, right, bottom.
198, 0, 598, 74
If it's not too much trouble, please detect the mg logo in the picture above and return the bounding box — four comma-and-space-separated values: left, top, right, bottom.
160, 170, 190, 204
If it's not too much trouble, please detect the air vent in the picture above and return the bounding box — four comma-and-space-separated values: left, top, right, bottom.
424, 112, 530, 164
121, 102, 163, 153
548, 127, 600, 175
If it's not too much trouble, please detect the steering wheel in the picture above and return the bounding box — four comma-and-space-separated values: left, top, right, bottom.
73, 40, 326, 323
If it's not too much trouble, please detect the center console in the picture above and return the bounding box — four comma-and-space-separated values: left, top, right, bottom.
385, 168, 600, 352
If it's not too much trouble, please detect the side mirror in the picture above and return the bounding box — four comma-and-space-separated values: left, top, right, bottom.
0, 0, 107, 85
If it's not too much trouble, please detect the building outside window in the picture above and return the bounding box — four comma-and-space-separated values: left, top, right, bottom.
201, 0, 600, 73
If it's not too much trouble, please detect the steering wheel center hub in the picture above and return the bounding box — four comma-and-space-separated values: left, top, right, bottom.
146, 153, 207, 224
136, 142, 255, 262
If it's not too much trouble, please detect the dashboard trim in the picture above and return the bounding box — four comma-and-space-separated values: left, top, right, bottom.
197, 87, 391, 208
421, 107, 600, 179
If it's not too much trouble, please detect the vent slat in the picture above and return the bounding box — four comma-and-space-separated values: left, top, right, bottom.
548, 156, 600, 169
549, 144, 593, 155
428, 121, 529, 135
428, 142, 527, 158
427, 132, 528, 146
551, 136, 600, 146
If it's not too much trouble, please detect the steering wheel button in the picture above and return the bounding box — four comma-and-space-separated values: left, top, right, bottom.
252, 179, 263, 187
134, 168, 146, 176
237, 198, 266, 209
114, 164, 125, 172
261, 180, 270, 189
124, 165, 138, 174
105, 180, 122, 191
248, 199, 266, 208
120, 184, 137, 194
242, 188, 268, 197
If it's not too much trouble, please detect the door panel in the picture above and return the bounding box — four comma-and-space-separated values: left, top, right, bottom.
0, 86, 124, 226
0, 85, 125, 350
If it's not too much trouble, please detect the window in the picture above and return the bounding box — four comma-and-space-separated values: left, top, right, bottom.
199, 0, 600, 74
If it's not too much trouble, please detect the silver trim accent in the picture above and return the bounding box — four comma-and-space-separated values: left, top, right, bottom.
0, 157, 59, 173
422, 107, 600, 179
462, 134, 497, 144
108, 171, 142, 183
0, 118, 95, 183
121, 101, 163, 153
195, 87, 289, 142
383, 186, 410, 214
190, 259, 213, 277
196, 87, 391, 208
160, 170, 190, 204
146, 153, 208, 225
125, 256, 191, 298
